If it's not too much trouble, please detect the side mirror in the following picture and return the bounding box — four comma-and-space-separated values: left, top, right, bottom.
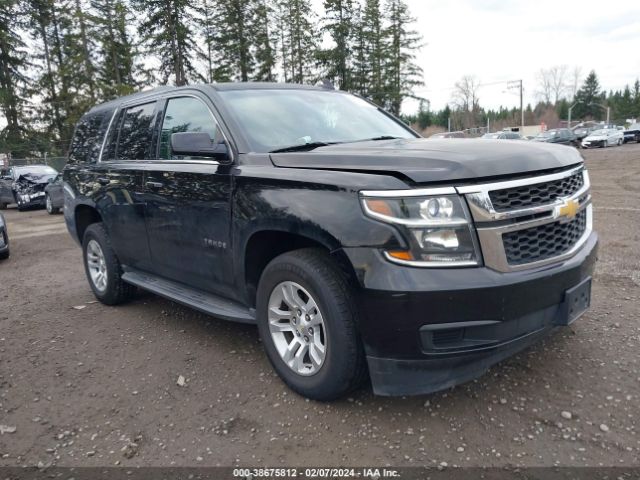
170, 132, 229, 161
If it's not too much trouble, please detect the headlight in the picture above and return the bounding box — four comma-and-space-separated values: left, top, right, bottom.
361, 193, 481, 267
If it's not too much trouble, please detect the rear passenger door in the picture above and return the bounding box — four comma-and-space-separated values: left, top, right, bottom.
95, 102, 157, 269
142, 94, 235, 298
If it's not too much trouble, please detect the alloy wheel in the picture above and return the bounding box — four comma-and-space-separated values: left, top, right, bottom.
86, 239, 108, 292
267, 281, 327, 376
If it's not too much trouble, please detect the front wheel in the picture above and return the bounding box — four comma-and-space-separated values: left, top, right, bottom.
256, 248, 367, 401
617, 138, 623, 146
82, 223, 136, 305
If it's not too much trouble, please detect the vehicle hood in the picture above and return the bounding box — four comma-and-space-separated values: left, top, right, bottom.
584, 134, 608, 141
16, 172, 57, 184
269, 138, 583, 184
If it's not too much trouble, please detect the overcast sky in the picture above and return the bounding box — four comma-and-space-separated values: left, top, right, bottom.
392, 0, 640, 113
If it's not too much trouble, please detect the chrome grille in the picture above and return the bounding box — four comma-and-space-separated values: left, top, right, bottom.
458, 166, 593, 272
489, 171, 584, 211
503, 210, 587, 265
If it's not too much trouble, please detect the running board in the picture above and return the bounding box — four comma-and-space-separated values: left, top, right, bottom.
121, 269, 256, 324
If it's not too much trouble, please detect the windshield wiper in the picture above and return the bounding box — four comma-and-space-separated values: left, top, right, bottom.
354, 135, 403, 142
270, 141, 336, 153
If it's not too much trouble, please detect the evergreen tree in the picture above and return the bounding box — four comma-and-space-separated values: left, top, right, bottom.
321, 0, 355, 90
135, 0, 203, 85
253, 0, 277, 81
276, 0, 318, 84
383, 0, 423, 115
355, 0, 386, 105
91, 0, 143, 99
27, 0, 65, 142
573, 70, 604, 119
61, 0, 98, 102
210, 0, 255, 82
0, 0, 31, 156
201, 0, 215, 82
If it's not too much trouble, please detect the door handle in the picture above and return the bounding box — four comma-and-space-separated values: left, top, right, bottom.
146, 181, 164, 189
97, 177, 110, 186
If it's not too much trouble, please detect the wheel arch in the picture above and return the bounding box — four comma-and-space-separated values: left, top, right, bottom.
74, 204, 103, 243
242, 228, 358, 308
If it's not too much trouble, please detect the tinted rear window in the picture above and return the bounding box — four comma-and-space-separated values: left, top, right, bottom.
115, 103, 156, 160
68, 110, 110, 163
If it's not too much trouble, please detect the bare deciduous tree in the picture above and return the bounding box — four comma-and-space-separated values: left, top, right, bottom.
452, 75, 480, 112
569, 66, 582, 101
536, 65, 569, 104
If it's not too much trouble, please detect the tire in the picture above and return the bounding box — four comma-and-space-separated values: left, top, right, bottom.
256, 248, 367, 401
617, 138, 622, 146
82, 222, 136, 305
0, 203, 6, 210
45, 194, 59, 214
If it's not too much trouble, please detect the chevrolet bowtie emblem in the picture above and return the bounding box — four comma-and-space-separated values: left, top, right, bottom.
558, 199, 579, 219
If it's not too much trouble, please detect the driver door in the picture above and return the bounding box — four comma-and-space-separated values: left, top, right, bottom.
142, 94, 235, 299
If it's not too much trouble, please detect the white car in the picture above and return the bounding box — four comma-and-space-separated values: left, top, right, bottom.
581, 128, 624, 148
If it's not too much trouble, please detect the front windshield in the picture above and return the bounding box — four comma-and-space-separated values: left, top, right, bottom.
14, 166, 57, 175
219, 89, 416, 152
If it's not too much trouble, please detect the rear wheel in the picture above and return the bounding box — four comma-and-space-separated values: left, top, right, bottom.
0, 203, 6, 210
256, 248, 367, 401
45, 194, 59, 214
82, 223, 136, 305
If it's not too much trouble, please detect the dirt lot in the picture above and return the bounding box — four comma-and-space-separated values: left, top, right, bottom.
0, 144, 638, 469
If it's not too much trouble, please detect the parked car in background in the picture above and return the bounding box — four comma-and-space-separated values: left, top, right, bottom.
531, 128, 577, 146
429, 131, 465, 139
582, 128, 624, 148
572, 123, 598, 142
0, 165, 58, 211
623, 123, 640, 143
481, 132, 522, 140
0, 213, 9, 260
44, 173, 64, 214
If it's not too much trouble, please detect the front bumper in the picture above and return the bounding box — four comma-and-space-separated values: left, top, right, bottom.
16, 191, 46, 208
581, 140, 605, 148
343, 232, 598, 396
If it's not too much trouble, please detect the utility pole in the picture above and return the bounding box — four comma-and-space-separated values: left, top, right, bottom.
507, 79, 524, 128
568, 102, 579, 129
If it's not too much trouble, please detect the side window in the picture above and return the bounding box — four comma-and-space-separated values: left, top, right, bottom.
116, 102, 156, 160
159, 97, 218, 160
68, 110, 108, 164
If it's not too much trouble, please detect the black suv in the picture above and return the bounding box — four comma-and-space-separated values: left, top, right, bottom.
64, 83, 598, 400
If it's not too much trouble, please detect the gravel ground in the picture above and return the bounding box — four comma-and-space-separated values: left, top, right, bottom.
0, 143, 638, 469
